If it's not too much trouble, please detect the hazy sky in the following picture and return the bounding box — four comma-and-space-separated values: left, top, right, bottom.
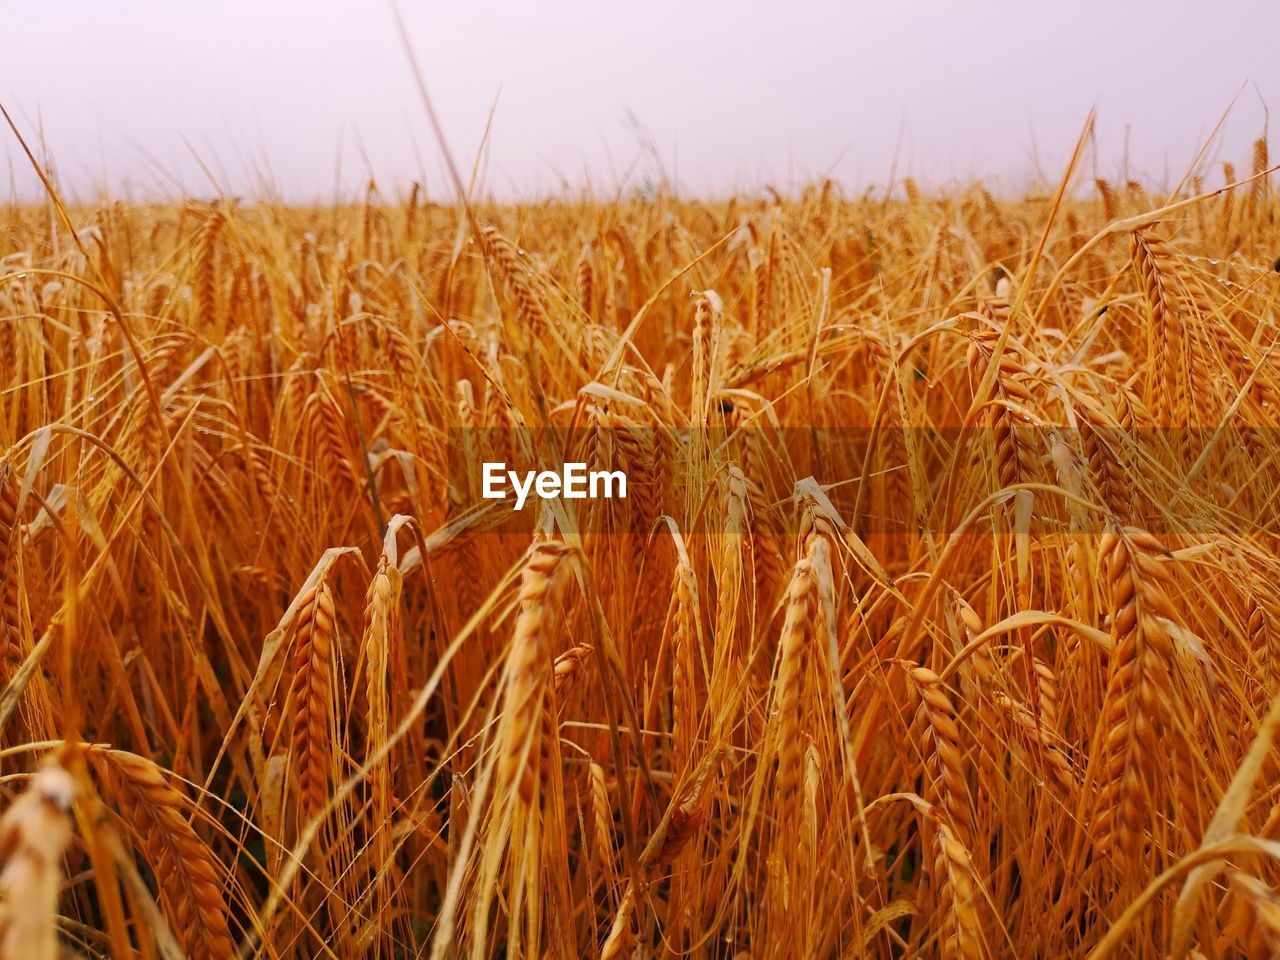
5, 1, 1279, 201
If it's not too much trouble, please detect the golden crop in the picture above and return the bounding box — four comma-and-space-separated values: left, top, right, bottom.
1, 142, 1279, 958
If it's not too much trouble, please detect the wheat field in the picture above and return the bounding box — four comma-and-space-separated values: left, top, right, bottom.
1, 133, 1280, 959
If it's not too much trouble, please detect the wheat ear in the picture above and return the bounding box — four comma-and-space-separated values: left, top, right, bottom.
98, 751, 235, 960
288, 577, 338, 821
0, 764, 76, 960
499, 542, 571, 804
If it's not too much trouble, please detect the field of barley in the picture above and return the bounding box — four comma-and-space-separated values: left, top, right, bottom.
2, 137, 1280, 959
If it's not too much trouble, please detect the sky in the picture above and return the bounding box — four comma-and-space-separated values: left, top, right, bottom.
5, 0, 1279, 202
